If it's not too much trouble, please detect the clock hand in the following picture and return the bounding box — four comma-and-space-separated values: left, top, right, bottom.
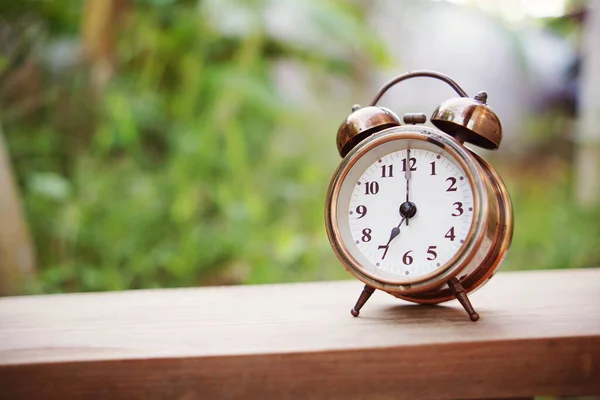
377, 217, 406, 260
386, 217, 405, 245
405, 148, 411, 225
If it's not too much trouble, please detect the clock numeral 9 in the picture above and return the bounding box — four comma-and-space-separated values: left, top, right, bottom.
452, 202, 463, 216
402, 250, 413, 265
361, 228, 372, 242
401, 157, 417, 172
355, 205, 367, 219
427, 245, 438, 260
364, 181, 379, 195
446, 177, 457, 192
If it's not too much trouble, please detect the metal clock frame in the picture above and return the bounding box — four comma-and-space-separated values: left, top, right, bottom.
324, 71, 514, 321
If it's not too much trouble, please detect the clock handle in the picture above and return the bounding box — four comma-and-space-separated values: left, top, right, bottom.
350, 285, 376, 317
369, 70, 469, 106
368, 70, 502, 150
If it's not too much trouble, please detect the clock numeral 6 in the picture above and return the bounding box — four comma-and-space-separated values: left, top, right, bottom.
361, 228, 372, 242
427, 245, 438, 260
402, 250, 413, 265
364, 181, 379, 195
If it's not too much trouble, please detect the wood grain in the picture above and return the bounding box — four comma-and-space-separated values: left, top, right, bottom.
1, 269, 599, 399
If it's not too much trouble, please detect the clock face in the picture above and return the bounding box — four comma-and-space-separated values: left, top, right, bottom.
332, 132, 478, 285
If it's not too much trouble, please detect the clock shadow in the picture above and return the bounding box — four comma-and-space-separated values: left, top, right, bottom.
376, 303, 472, 324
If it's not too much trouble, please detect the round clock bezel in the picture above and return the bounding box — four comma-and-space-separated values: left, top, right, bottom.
325, 126, 490, 294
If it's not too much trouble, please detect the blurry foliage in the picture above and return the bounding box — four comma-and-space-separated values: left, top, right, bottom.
0, 0, 598, 294
2, 0, 385, 292
502, 158, 600, 271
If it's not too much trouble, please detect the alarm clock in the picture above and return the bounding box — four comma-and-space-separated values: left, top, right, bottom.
324, 71, 513, 321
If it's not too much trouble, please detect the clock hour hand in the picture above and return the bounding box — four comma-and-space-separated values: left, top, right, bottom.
387, 217, 405, 244
377, 217, 406, 260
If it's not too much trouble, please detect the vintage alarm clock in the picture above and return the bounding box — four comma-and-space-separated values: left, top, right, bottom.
325, 71, 513, 321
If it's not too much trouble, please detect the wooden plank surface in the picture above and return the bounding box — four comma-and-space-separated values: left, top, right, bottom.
0, 269, 599, 399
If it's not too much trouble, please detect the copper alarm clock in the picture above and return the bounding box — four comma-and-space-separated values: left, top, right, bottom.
325, 71, 513, 321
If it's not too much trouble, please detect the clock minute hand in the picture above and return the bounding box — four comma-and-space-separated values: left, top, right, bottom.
405, 148, 411, 225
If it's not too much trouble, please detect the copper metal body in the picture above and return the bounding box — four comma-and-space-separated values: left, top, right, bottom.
326, 70, 513, 321
431, 93, 502, 150
336, 106, 401, 157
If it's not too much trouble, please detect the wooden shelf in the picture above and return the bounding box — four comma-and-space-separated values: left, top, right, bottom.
1, 268, 599, 399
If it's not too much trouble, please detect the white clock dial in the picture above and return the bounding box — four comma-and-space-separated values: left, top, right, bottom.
341, 140, 474, 279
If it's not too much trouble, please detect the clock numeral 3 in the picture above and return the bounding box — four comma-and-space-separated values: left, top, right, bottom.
446, 177, 457, 192
445, 227, 456, 241
402, 250, 413, 265
452, 202, 463, 216
361, 228, 372, 242
427, 245, 438, 260
364, 181, 379, 195
380, 165, 393, 178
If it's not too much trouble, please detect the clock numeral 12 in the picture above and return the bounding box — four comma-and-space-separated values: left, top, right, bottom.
401, 157, 417, 172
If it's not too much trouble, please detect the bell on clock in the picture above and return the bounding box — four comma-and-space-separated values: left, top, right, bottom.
324, 71, 513, 321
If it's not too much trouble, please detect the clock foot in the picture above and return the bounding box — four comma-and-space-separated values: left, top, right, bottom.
447, 278, 479, 321
351, 285, 376, 317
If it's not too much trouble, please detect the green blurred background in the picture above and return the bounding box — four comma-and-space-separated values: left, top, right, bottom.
0, 0, 598, 295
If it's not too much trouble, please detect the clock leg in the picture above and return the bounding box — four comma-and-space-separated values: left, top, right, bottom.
447, 278, 480, 322
351, 285, 376, 317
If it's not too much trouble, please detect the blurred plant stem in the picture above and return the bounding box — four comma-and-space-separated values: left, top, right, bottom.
0, 123, 37, 295
574, 2, 600, 206
82, 0, 131, 92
